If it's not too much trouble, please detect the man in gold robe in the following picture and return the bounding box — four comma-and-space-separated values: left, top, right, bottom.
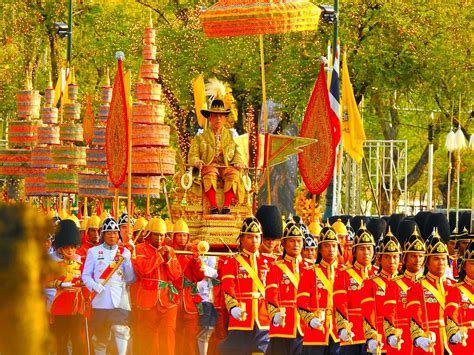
188, 94, 244, 214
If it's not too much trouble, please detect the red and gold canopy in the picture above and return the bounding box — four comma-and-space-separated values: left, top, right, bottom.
200, 0, 321, 37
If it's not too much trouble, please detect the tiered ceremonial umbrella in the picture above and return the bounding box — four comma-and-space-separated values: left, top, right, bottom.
200, 0, 321, 203
107, 18, 176, 218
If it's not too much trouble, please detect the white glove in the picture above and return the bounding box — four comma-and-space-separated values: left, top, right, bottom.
273, 312, 282, 326
230, 307, 243, 321
93, 283, 105, 294
367, 339, 378, 353
415, 337, 432, 352
450, 330, 468, 344
60, 281, 73, 288
128, 239, 135, 248
309, 317, 321, 329
339, 328, 354, 342
387, 335, 399, 348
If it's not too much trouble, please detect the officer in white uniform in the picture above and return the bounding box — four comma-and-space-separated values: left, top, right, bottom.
82, 216, 135, 355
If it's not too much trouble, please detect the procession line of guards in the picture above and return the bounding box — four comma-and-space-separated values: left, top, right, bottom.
45, 205, 473, 355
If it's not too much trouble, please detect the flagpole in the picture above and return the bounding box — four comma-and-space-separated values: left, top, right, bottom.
427, 112, 434, 210
67, 0, 73, 65
259, 34, 271, 204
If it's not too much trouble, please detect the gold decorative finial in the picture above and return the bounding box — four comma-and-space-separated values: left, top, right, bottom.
70, 67, 76, 85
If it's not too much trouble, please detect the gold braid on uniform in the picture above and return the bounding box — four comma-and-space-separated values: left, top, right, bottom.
409, 318, 424, 340
383, 318, 396, 338
445, 316, 459, 340
298, 307, 315, 326
335, 309, 349, 332
267, 302, 279, 319
363, 317, 378, 340
224, 292, 239, 311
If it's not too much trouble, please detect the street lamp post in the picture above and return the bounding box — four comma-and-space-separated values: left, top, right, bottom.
427, 112, 434, 210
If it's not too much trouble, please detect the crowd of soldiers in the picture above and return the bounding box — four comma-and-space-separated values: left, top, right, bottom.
44, 205, 473, 355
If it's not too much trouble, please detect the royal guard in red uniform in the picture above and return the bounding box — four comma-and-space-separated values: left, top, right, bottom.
445, 241, 473, 354
172, 218, 205, 355
48, 219, 85, 355
131, 217, 182, 355
218, 216, 273, 355
297, 224, 341, 354
265, 220, 305, 354
256, 205, 283, 261
77, 213, 101, 263
406, 231, 454, 354
383, 222, 426, 355
361, 231, 402, 354
333, 223, 376, 355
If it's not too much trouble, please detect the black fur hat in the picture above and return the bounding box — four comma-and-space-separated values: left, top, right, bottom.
350, 216, 369, 232
449, 211, 458, 232
387, 214, 406, 237
367, 218, 387, 241
396, 219, 420, 247
54, 219, 81, 249
414, 211, 431, 238
256, 205, 283, 240
424, 212, 450, 244
460, 211, 472, 240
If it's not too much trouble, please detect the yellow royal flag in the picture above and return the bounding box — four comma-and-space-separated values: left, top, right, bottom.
192, 74, 207, 128
341, 51, 366, 162
53, 68, 65, 108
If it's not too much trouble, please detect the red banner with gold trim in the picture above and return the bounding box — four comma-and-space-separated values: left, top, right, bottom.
298, 63, 337, 194
106, 58, 129, 188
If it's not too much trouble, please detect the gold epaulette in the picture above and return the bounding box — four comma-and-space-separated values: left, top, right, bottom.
304, 263, 317, 271
451, 282, 463, 288
367, 274, 380, 281
275, 259, 285, 266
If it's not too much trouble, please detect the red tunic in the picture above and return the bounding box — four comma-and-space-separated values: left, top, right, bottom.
220, 250, 273, 330
333, 262, 375, 345
406, 272, 454, 355
76, 242, 95, 263
445, 277, 474, 355
296, 259, 340, 345
265, 255, 305, 338
360, 270, 397, 353
383, 270, 423, 355
132, 242, 182, 309
48, 257, 85, 316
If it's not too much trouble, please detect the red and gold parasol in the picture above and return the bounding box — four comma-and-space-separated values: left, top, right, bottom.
200, 0, 321, 37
